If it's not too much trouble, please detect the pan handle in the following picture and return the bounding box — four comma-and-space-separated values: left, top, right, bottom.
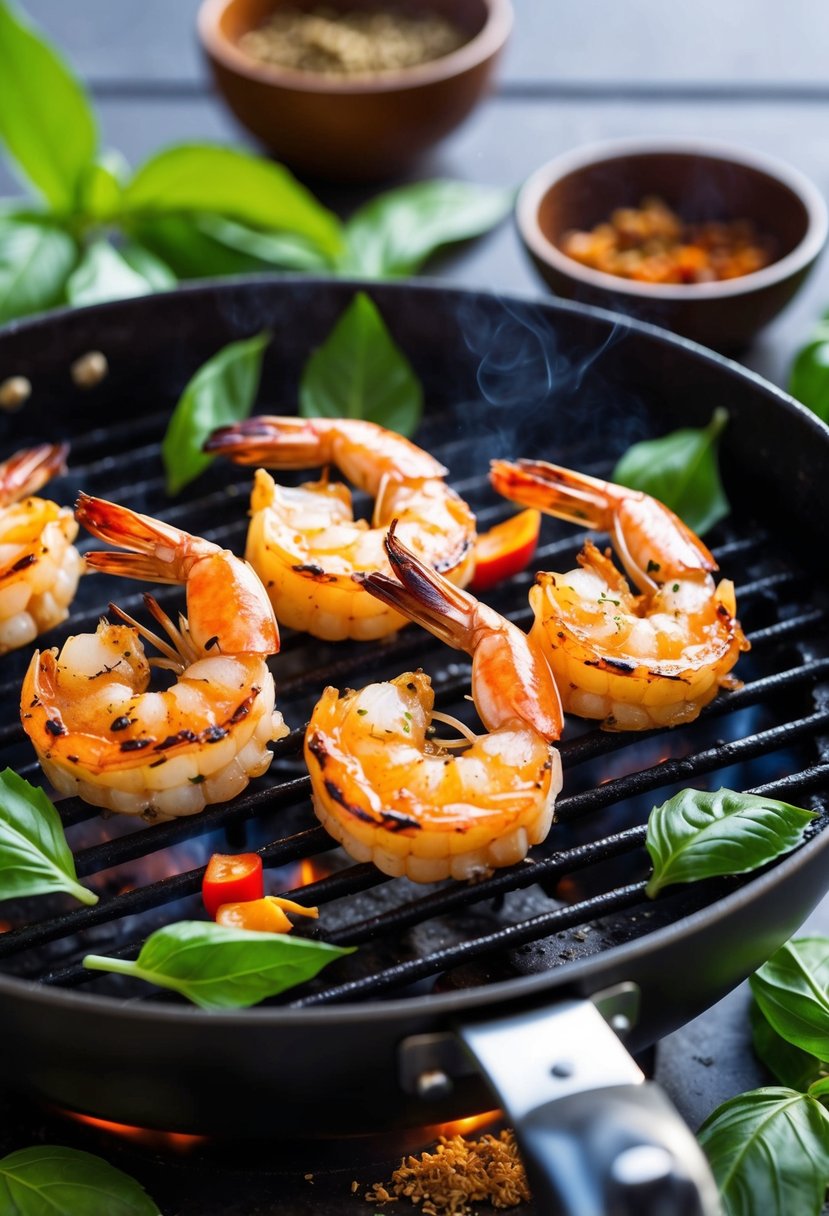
456, 999, 721, 1216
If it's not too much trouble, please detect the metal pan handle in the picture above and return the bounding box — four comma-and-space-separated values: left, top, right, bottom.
457, 998, 721, 1216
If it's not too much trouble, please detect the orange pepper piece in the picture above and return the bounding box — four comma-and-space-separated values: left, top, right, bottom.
469, 509, 541, 592
215, 896, 319, 934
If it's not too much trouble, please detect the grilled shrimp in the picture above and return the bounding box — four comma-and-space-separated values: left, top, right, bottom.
204, 416, 476, 641
0, 443, 83, 654
21, 495, 287, 819
304, 525, 563, 882
490, 459, 750, 730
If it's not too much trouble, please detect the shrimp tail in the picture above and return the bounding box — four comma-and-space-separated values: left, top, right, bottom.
0, 442, 69, 507
359, 521, 475, 652
76, 493, 203, 585
490, 458, 616, 531
205, 416, 322, 468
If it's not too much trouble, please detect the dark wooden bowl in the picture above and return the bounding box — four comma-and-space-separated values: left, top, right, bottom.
198, 0, 512, 182
516, 138, 828, 352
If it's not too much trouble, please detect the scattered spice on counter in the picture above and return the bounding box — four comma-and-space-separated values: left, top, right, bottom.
238, 7, 467, 76
560, 196, 775, 284
365, 1129, 530, 1214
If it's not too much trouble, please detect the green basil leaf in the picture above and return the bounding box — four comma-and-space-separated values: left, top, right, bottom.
611, 407, 730, 536
83, 920, 353, 1010
750, 938, 829, 1060
0, 768, 97, 905
66, 240, 157, 307
129, 214, 262, 279
698, 1087, 829, 1216
300, 291, 423, 436
0, 0, 97, 211
341, 180, 514, 278
0, 221, 76, 322
77, 150, 129, 223
788, 327, 829, 425
119, 243, 176, 291
0, 1145, 160, 1215
196, 213, 333, 272
808, 1075, 829, 1100
750, 997, 826, 1091
123, 144, 343, 258
645, 787, 814, 898
162, 330, 270, 495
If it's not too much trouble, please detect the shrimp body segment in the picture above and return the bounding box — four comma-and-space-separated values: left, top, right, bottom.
490, 459, 750, 731
305, 671, 561, 883
304, 526, 563, 882
21, 496, 287, 819
0, 444, 83, 654
205, 416, 476, 641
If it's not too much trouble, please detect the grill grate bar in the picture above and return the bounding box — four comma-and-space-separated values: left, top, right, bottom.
557, 710, 829, 821
293, 882, 650, 1007
25, 761, 829, 988
0, 827, 333, 961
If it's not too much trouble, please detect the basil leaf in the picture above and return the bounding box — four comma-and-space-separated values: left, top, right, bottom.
611, 407, 730, 536
788, 321, 829, 425
0, 0, 97, 211
129, 214, 262, 279
119, 243, 176, 291
750, 998, 826, 1091
77, 150, 129, 223
0, 768, 97, 906
645, 787, 814, 897
0, 221, 76, 322
341, 180, 514, 278
123, 144, 343, 258
196, 213, 333, 272
750, 938, 829, 1060
83, 920, 353, 1009
0, 1145, 160, 1215
162, 331, 270, 495
698, 1087, 829, 1216
66, 240, 157, 307
300, 291, 423, 436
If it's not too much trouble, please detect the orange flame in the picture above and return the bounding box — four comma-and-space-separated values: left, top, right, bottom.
299, 856, 330, 886
61, 1110, 206, 1153
433, 1109, 501, 1139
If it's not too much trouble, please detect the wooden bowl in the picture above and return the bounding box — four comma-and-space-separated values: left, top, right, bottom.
516, 138, 828, 352
198, 0, 513, 182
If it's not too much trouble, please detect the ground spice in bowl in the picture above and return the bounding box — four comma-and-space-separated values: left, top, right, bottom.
238, 6, 468, 75
364, 1129, 531, 1214
560, 195, 775, 284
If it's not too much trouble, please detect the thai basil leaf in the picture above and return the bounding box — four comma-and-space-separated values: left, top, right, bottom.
66, 240, 157, 307
123, 144, 343, 258
197, 213, 333, 272
340, 180, 514, 278
83, 920, 353, 1010
788, 319, 829, 425
0, 1145, 160, 1215
645, 787, 814, 897
0, 0, 97, 211
129, 214, 263, 279
611, 407, 730, 536
161, 330, 270, 495
698, 1087, 829, 1216
0, 768, 97, 906
77, 150, 129, 222
750, 938, 829, 1060
0, 221, 76, 322
749, 998, 826, 1091
300, 291, 423, 436
119, 243, 176, 291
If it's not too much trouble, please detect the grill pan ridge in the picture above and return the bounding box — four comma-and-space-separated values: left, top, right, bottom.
0, 278, 826, 1139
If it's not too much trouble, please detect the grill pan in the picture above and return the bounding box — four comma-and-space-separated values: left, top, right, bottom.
0, 278, 827, 1215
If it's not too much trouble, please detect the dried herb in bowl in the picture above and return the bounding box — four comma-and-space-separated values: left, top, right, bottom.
238, 6, 468, 76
